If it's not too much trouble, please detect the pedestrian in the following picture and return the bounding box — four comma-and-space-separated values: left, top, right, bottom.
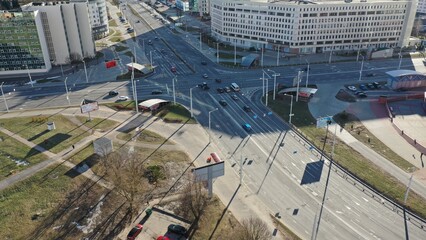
72, 145, 75, 149
414, 139, 417, 145
401, 130, 404, 135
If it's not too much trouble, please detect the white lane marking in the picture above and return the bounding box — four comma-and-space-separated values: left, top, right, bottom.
354, 201, 360, 206
362, 197, 369, 202
336, 211, 343, 214
345, 205, 351, 210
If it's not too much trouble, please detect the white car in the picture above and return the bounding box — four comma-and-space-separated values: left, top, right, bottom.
346, 85, 357, 92
117, 96, 129, 101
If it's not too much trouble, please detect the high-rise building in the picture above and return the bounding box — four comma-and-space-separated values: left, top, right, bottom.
0, 11, 52, 75
418, 0, 426, 13
210, 0, 417, 54
72, 0, 109, 39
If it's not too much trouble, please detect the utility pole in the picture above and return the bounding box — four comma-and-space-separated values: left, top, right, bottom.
0, 82, 9, 112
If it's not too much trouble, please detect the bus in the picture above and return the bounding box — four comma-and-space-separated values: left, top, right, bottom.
230, 83, 240, 92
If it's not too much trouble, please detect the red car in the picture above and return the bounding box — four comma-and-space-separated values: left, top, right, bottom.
127, 224, 143, 240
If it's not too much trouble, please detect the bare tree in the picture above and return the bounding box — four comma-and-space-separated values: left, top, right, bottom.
65, 52, 83, 64
102, 151, 147, 220
234, 217, 271, 240
176, 180, 209, 221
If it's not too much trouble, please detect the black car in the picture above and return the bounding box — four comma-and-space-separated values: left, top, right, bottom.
201, 61, 207, 65
224, 87, 231, 93
243, 106, 251, 112
168, 224, 187, 236
215, 78, 222, 83
358, 93, 367, 98
151, 90, 163, 95
367, 83, 374, 89
217, 88, 224, 93
219, 100, 227, 106
366, 73, 377, 77
373, 82, 381, 88
108, 90, 119, 96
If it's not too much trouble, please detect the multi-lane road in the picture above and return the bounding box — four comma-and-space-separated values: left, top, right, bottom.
1, 1, 426, 239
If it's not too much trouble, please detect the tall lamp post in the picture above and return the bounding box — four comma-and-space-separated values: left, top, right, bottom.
216, 42, 219, 63
305, 59, 310, 87
328, 49, 333, 64
190, 86, 196, 117
268, 69, 280, 100
398, 51, 403, 70
64, 77, 70, 105
82, 60, 88, 83
172, 76, 177, 104
284, 94, 294, 125
358, 55, 364, 82
24, 64, 34, 87
403, 174, 413, 240
0, 82, 9, 112
208, 108, 218, 143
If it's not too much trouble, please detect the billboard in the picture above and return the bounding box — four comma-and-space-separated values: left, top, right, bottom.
80, 99, 99, 114
316, 116, 332, 129
105, 60, 117, 69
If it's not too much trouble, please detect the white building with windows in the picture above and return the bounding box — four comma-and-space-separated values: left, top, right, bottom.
72, 0, 109, 39
418, 0, 426, 13
210, 0, 417, 54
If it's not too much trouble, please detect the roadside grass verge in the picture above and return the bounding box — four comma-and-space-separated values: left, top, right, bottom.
67, 143, 95, 165
333, 111, 416, 172
0, 115, 90, 154
214, 52, 243, 59
108, 19, 117, 27
116, 129, 174, 145
104, 101, 136, 111
110, 36, 122, 42
266, 94, 426, 219
156, 104, 197, 124
270, 214, 302, 240
0, 132, 47, 181
74, 116, 119, 133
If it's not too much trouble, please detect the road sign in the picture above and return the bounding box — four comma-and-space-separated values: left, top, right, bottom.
316, 116, 333, 128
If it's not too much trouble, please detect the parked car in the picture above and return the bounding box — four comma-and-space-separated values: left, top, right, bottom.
136, 20, 140, 23
359, 84, 368, 91
354, 91, 364, 96
117, 96, 129, 101
201, 61, 207, 65
217, 88, 224, 93
346, 85, 357, 92
224, 87, 231, 93
219, 100, 227, 106
358, 93, 367, 98
243, 106, 252, 112
367, 83, 374, 89
231, 94, 239, 100
151, 90, 163, 95
167, 224, 187, 236
202, 73, 209, 79
242, 123, 252, 131
366, 73, 377, 77
108, 90, 119, 96
127, 224, 143, 240
373, 82, 381, 88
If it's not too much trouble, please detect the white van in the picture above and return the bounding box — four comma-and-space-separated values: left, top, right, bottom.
230, 83, 240, 92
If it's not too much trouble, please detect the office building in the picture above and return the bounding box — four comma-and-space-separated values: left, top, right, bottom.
210, 0, 417, 54
72, 0, 109, 39
0, 11, 52, 75
418, 0, 426, 13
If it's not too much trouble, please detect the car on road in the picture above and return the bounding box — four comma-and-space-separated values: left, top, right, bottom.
242, 123, 252, 131
127, 29, 134, 33
117, 96, 129, 101
216, 88, 224, 93
148, 40, 152, 45
215, 78, 222, 83
219, 100, 227, 106
243, 106, 252, 112
373, 82, 381, 88
201, 61, 207, 65
359, 84, 368, 91
160, 49, 165, 53
199, 82, 210, 90
170, 66, 176, 73
151, 90, 163, 95
231, 94, 238, 100
346, 85, 357, 92
358, 92, 367, 98
167, 224, 187, 236
366, 73, 377, 77
354, 91, 364, 96
367, 83, 374, 89
136, 20, 140, 23
127, 224, 143, 240
108, 90, 119, 96
224, 87, 231, 93
202, 73, 208, 78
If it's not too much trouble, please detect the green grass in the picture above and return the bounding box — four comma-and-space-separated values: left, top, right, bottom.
116, 12, 122, 18
156, 104, 197, 124
113, 30, 121, 37
115, 45, 128, 52
108, 28, 116, 36
110, 37, 122, 42
74, 116, 119, 133
108, 19, 117, 27
0, 115, 91, 154
266, 94, 426, 219
116, 129, 173, 145
0, 132, 47, 181
104, 101, 137, 111
67, 143, 95, 165
215, 52, 243, 59
333, 112, 416, 172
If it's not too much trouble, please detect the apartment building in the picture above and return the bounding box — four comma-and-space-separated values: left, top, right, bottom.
0, 11, 52, 75
210, 0, 417, 54
72, 0, 109, 39
418, 0, 426, 13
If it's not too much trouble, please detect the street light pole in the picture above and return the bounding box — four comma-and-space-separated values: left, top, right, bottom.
296, 71, 302, 102
208, 108, 219, 143
150, 51, 153, 66
172, 76, 176, 104
82, 60, 88, 83
265, 78, 269, 107
216, 42, 219, 63
25, 65, 33, 87
234, 39, 237, 65
276, 45, 280, 66
398, 52, 403, 70
190, 86, 195, 117
403, 174, 413, 240
0, 82, 9, 112
305, 59, 310, 88
328, 49, 333, 64
359, 55, 364, 82
64, 77, 70, 105
284, 94, 294, 125
268, 69, 280, 100
199, 32, 202, 51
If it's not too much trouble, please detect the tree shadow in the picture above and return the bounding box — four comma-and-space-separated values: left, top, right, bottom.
65, 154, 100, 178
